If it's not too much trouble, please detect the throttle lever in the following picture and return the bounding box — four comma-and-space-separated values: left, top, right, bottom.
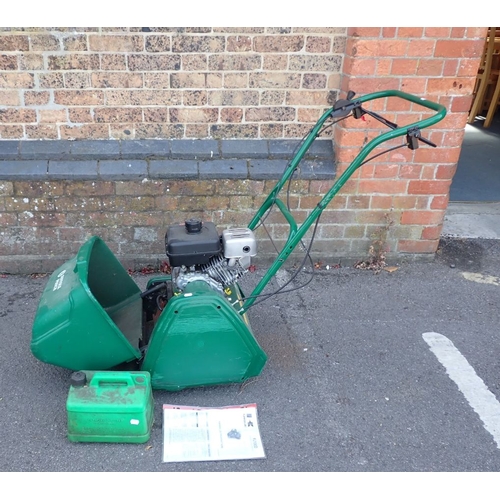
406, 127, 436, 150
417, 136, 437, 148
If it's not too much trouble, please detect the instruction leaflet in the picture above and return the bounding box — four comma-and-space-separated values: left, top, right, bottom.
162, 403, 265, 463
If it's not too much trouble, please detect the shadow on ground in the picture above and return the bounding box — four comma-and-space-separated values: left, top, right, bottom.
436, 237, 500, 273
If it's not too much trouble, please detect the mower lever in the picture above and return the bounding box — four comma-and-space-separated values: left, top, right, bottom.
417, 136, 437, 148
358, 107, 398, 130
406, 127, 437, 150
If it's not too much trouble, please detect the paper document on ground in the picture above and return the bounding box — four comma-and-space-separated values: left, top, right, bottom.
162, 403, 265, 463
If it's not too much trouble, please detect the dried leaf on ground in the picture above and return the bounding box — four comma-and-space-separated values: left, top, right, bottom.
160, 261, 171, 274
384, 266, 399, 273
353, 258, 386, 272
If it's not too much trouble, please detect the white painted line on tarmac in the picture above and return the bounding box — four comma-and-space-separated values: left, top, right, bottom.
461, 272, 499, 286
423, 331, 500, 449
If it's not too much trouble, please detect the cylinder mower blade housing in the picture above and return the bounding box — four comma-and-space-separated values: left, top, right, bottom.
141, 280, 267, 391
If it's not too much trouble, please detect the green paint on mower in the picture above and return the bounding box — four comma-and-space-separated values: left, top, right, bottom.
142, 280, 266, 391
31, 90, 447, 391
31, 236, 143, 371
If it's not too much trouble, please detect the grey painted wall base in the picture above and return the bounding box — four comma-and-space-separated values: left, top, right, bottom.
0, 138, 335, 181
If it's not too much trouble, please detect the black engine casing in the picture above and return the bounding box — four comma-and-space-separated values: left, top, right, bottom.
165, 220, 221, 267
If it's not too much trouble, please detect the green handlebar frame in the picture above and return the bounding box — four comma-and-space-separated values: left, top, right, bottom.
241, 90, 447, 312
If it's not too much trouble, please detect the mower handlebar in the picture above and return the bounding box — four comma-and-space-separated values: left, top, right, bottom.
357, 89, 446, 114
331, 89, 446, 129
243, 89, 447, 313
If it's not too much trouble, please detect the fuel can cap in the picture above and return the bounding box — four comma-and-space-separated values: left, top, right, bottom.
70, 371, 87, 387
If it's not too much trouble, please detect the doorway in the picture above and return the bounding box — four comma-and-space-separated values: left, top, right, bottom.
449, 111, 500, 202
443, 111, 500, 239
442, 27, 500, 239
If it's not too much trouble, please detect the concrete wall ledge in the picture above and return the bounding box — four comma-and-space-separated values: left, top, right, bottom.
0, 139, 335, 181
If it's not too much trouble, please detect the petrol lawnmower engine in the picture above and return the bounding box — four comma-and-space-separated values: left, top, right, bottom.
165, 218, 257, 295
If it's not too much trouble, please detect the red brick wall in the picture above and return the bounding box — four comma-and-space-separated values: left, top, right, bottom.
334, 27, 486, 256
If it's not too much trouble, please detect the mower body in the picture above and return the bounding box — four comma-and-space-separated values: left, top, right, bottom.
31, 90, 447, 391
142, 280, 266, 391
31, 228, 266, 391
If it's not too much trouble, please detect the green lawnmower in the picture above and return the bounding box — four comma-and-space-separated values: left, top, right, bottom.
31, 90, 447, 391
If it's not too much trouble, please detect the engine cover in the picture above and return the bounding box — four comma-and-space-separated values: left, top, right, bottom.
165, 219, 221, 267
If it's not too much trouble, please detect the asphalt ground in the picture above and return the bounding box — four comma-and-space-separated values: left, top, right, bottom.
1, 238, 500, 484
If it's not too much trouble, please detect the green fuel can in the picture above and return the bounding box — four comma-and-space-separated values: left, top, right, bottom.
66, 371, 154, 443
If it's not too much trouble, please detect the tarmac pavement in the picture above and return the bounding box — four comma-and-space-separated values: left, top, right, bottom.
1, 237, 500, 473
